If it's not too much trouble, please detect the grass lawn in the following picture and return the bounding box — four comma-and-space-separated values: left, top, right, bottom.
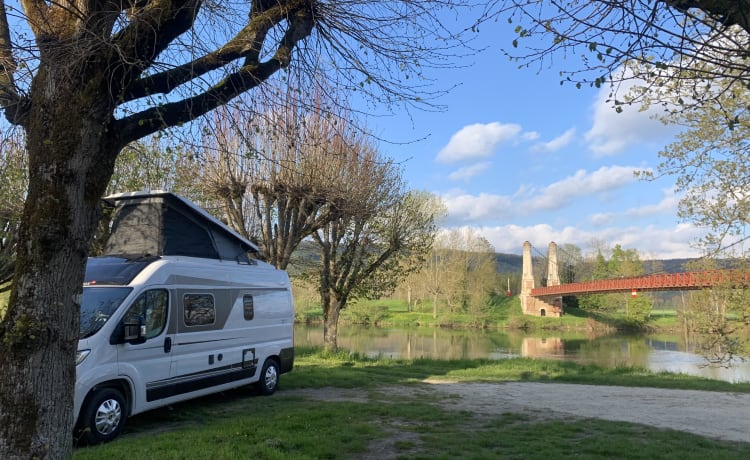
74, 348, 750, 459
0, 283, 8, 318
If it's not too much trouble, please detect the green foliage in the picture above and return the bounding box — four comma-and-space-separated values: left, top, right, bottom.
627, 295, 653, 324
340, 302, 389, 325
576, 244, 651, 321
0, 284, 8, 319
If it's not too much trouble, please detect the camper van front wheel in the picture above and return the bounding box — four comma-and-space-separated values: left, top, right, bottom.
76, 388, 127, 445
256, 359, 279, 395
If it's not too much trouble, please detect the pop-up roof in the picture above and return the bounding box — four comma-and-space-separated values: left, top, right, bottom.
103, 191, 257, 263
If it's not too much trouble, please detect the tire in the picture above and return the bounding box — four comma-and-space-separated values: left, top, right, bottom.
255, 358, 280, 395
75, 388, 127, 445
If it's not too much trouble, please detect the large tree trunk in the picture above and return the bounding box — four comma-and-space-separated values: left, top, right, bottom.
322, 293, 342, 352
0, 70, 118, 458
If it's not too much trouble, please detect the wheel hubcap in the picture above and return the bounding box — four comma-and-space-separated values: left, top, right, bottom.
264, 365, 278, 390
94, 399, 122, 435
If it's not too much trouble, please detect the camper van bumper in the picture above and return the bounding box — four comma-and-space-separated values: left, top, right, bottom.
280, 347, 294, 373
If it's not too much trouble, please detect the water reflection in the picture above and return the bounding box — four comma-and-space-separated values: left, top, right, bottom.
295, 324, 750, 383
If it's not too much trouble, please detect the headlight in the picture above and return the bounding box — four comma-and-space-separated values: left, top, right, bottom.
76, 349, 91, 365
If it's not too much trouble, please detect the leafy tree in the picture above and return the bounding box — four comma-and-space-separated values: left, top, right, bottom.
504, 1, 750, 101
626, 295, 652, 324
0, 1, 483, 456
636, 71, 750, 256
609, 244, 645, 278
505, 2, 750, 257
406, 228, 498, 319
392, 196, 447, 312
578, 251, 610, 312
679, 259, 750, 363
578, 245, 652, 318
312, 189, 438, 351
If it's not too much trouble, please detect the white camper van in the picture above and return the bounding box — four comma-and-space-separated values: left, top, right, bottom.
74, 191, 294, 444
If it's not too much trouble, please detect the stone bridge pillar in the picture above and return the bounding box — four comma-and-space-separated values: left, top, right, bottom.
520, 241, 535, 314
519, 241, 563, 317
547, 241, 560, 287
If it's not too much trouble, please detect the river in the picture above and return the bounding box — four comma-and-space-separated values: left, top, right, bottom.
294, 324, 750, 383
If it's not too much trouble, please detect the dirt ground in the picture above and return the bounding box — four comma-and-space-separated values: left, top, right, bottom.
283, 381, 750, 444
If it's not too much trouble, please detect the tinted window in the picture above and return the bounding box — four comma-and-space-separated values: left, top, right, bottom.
79, 287, 132, 339
122, 289, 169, 339
184, 293, 215, 326
243, 295, 254, 321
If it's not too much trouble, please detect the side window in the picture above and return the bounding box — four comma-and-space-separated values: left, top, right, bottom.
123, 289, 168, 340
184, 293, 215, 326
243, 295, 254, 321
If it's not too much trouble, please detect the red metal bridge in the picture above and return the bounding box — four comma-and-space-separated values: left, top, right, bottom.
519, 241, 750, 318
531, 270, 750, 297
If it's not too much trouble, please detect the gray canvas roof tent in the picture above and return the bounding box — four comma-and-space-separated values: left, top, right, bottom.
103, 191, 258, 263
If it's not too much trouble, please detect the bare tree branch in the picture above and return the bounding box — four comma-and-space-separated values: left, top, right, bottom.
115, 1, 315, 143
0, 0, 25, 124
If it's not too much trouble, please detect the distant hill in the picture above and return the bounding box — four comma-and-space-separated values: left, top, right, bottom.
291, 245, 700, 276
643, 259, 698, 274
494, 253, 700, 275
494, 253, 524, 273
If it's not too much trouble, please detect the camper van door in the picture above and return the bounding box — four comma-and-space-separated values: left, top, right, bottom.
168, 288, 253, 395
116, 288, 174, 403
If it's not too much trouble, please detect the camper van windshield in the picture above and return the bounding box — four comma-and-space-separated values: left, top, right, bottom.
80, 287, 132, 339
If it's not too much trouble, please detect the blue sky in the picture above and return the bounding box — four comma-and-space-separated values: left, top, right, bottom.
363, 21, 705, 260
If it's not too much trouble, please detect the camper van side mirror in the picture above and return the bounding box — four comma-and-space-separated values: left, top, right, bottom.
123, 320, 146, 342
111, 317, 146, 344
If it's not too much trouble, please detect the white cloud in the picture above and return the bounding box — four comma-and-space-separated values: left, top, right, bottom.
623, 189, 680, 218
589, 188, 679, 227
531, 128, 576, 153
470, 223, 705, 259
439, 166, 641, 225
441, 190, 513, 222
590, 212, 615, 226
437, 122, 522, 163
585, 75, 678, 157
448, 162, 492, 181
525, 166, 639, 211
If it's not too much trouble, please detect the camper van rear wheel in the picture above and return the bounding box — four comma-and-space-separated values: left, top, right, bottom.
76, 388, 126, 445
256, 359, 279, 395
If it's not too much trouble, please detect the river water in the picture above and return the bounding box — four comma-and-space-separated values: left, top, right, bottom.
294, 324, 750, 383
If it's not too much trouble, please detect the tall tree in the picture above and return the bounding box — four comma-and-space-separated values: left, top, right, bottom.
419, 228, 498, 317
313, 186, 438, 351
0, 1, 480, 457
637, 70, 750, 255
197, 86, 372, 269
578, 244, 651, 320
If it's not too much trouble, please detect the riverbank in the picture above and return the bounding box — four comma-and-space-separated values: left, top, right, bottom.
297, 295, 684, 333
74, 349, 750, 459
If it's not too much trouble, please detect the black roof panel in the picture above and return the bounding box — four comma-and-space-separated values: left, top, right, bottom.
84, 255, 159, 285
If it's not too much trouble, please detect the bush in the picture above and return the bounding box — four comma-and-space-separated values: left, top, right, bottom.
340, 303, 388, 325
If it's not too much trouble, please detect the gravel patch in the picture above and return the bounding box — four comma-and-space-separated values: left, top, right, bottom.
283, 381, 750, 444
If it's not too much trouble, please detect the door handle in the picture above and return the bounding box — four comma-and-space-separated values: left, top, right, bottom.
164, 336, 172, 353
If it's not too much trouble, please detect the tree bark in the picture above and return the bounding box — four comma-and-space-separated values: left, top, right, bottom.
322, 294, 341, 352
0, 66, 118, 458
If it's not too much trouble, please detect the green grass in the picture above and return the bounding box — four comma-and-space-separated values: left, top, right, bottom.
75, 395, 750, 460
0, 283, 8, 318
285, 346, 750, 393
328, 296, 682, 332
74, 348, 750, 459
